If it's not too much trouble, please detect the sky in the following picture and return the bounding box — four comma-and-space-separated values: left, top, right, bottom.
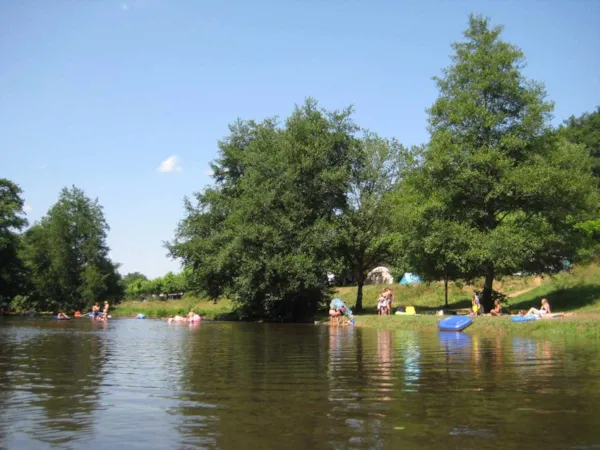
1, 0, 599, 278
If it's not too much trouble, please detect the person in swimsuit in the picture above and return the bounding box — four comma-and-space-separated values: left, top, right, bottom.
490, 300, 502, 316
525, 298, 550, 318
92, 303, 100, 319
102, 301, 110, 321
56, 312, 69, 319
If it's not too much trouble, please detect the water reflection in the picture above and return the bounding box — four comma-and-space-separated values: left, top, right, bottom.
0, 320, 108, 447
1, 319, 600, 449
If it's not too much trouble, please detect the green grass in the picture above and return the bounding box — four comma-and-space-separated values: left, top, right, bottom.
334, 264, 600, 339
114, 264, 600, 338
334, 272, 543, 314
112, 296, 237, 320
353, 314, 600, 339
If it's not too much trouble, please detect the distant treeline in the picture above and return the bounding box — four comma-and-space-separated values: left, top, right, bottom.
2, 15, 599, 319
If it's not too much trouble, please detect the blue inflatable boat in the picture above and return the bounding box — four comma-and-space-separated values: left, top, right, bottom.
136, 313, 146, 319
52, 316, 70, 320
511, 315, 537, 323
438, 316, 472, 332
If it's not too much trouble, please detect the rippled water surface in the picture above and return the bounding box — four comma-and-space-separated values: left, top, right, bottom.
1, 318, 599, 449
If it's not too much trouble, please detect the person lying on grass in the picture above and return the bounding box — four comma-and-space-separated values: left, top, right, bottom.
520, 298, 573, 319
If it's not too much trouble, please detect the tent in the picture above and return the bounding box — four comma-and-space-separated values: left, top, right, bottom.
399, 273, 422, 285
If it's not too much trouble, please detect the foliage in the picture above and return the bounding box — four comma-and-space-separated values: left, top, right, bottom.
411, 14, 599, 310
558, 107, 600, 175
122, 270, 188, 298
0, 179, 28, 309
337, 133, 408, 310
22, 186, 122, 312
168, 99, 357, 321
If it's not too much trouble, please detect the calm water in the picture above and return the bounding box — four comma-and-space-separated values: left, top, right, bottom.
0, 318, 599, 449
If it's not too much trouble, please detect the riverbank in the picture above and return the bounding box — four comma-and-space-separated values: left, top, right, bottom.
353, 314, 600, 339
111, 297, 237, 320
108, 264, 600, 338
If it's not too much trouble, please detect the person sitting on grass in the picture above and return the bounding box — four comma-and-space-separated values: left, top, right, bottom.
490, 300, 503, 316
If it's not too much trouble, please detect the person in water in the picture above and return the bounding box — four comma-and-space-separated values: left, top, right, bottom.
56, 312, 69, 319
92, 303, 100, 320
329, 306, 342, 324
168, 315, 187, 323
101, 301, 110, 321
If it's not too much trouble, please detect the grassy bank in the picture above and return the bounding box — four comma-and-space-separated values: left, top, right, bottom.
113, 264, 600, 338
112, 297, 237, 320
354, 314, 600, 339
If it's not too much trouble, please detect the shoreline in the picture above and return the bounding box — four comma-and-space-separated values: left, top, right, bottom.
3, 310, 599, 340
353, 314, 600, 339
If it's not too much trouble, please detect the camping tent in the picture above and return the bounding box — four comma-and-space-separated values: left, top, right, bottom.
399, 273, 422, 285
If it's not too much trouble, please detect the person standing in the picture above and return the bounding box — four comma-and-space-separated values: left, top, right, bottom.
102, 301, 110, 321
92, 303, 100, 320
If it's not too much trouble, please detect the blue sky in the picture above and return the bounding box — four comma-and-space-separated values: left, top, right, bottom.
1, 0, 599, 278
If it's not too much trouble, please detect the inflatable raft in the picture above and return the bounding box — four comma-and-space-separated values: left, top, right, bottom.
438, 316, 472, 332
511, 315, 537, 323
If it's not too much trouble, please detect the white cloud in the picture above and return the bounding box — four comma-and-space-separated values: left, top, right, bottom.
203, 169, 214, 176
157, 155, 183, 173
120, 3, 129, 11
23, 203, 33, 213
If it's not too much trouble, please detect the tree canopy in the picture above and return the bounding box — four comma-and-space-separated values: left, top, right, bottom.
3, 14, 599, 318
0, 179, 28, 308
22, 186, 122, 312
407, 14, 599, 310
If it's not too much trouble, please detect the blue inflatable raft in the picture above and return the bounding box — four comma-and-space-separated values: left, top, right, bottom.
511, 315, 537, 323
136, 314, 146, 319
438, 316, 472, 332
52, 316, 70, 320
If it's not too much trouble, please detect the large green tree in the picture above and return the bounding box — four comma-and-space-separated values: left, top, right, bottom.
23, 186, 122, 312
559, 107, 600, 175
169, 99, 357, 320
420, 15, 598, 310
0, 179, 28, 308
338, 133, 407, 311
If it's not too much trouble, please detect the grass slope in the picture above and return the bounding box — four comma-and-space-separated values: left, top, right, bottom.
114, 264, 600, 337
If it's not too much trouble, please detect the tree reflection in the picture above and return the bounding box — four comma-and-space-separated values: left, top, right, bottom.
0, 319, 107, 447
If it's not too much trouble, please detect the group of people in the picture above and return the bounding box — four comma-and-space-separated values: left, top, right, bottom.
472, 293, 508, 316
167, 310, 201, 324
471, 292, 570, 319
328, 298, 355, 325
91, 301, 110, 321
377, 288, 394, 315
519, 298, 571, 319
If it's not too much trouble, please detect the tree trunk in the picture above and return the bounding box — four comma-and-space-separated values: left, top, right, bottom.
481, 266, 495, 313
355, 279, 364, 312
444, 276, 449, 308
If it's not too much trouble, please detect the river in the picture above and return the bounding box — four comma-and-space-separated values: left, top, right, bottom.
0, 317, 599, 449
